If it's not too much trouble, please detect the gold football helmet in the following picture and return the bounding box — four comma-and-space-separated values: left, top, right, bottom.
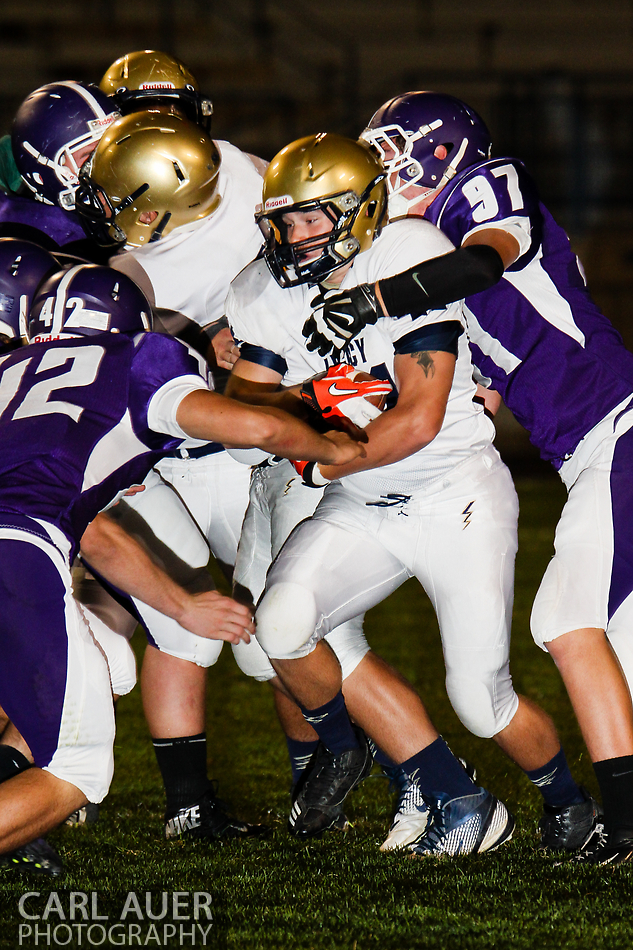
100, 50, 213, 132
75, 111, 221, 248
257, 133, 387, 287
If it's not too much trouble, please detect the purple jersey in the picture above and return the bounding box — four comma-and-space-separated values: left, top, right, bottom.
0, 192, 109, 264
425, 158, 633, 466
0, 331, 208, 554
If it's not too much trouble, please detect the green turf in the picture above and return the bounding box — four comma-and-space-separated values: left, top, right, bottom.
2, 475, 632, 949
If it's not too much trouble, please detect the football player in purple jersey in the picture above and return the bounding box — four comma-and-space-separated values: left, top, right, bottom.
0, 81, 119, 263
0, 262, 363, 868
302, 91, 633, 865
0, 238, 264, 873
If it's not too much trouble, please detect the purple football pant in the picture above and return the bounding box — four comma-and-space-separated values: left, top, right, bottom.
0, 519, 115, 802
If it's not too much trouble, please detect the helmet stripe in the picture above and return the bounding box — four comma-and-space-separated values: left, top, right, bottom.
53, 81, 109, 120
51, 265, 83, 337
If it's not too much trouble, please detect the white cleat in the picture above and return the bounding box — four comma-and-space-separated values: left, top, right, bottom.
380, 778, 430, 851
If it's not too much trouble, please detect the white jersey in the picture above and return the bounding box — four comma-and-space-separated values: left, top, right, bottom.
114, 140, 264, 327
227, 218, 494, 497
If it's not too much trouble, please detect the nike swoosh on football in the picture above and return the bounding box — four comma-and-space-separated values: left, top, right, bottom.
329, 383, 359, 396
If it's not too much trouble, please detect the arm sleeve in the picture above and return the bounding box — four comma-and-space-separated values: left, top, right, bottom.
377, 244, 505, 318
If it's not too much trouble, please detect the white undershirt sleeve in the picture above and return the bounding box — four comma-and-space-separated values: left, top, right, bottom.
147, 375, 211, 445
462, 215, 533, 259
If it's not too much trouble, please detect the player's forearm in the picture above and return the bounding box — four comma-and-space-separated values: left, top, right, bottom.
376, 245, 505, 317
177, 390, 360, 465
80, 515, 191, 623
319, 398, 445, 479
225, 374, 307, 417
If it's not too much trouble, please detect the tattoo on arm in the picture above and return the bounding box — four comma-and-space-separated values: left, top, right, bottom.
410, 350, 436, 378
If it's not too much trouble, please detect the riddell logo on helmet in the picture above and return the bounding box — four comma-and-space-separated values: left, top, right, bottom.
264, 195, 293, 211
140, 82, 176, 90
88, 114, 118, 133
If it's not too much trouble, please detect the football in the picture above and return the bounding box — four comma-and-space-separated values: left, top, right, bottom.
346, 369, 389, 411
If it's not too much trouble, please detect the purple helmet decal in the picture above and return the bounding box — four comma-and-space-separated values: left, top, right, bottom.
12, 82, 118, 212
29, 264, 152, 342
361, 92, 492, 217
0, 238, 59, 346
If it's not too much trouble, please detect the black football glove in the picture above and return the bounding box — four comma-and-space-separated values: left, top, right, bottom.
303, 284, 381, 356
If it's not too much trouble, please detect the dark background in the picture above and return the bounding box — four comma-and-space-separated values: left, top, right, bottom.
2, 0, 632, 462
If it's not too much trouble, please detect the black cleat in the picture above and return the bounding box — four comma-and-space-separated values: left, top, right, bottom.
165, 786, 269, 841
539, 787, 601, 851
1, 837, 63, 877
571, 823, 633, 866
64, 803, 100, 827
288, 727, 373, 839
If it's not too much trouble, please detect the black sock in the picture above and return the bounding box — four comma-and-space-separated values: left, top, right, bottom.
285, 737, 319, 785
0, 745, 31, 783
299, 691, 360, 756
401, 737, 478, 801
152, 733, 210, 813
593, 755, 633, 834
525, 747, 584, 807
373, 747, 396, 769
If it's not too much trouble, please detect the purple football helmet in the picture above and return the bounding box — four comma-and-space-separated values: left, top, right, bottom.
0, 238, 59, 349
361, 92, 492, 217
29, 264, 152, 342
12, 82, 119, 212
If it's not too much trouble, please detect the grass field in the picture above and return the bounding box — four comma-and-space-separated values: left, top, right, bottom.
1, 473, 633, 950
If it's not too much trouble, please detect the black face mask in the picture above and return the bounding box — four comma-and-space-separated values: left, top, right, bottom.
74, 172, 148, 249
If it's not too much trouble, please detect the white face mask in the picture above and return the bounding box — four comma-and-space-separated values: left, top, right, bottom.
362, 123, 470, 218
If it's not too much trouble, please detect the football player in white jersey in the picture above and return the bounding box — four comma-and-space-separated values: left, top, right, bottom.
74, 94, 272, 839
225, 132, 587, 856
78, 59, 344, 837
300, 92, 633, 866
77, 103, 386, 833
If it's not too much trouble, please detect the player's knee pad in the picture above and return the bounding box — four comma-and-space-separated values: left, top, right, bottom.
325, 616, 369, 680
231, 636, 276, 681
82, 606, 137, 696
445, 672, 519, 739
256, 582, 319, 659
135, 600, 224, 668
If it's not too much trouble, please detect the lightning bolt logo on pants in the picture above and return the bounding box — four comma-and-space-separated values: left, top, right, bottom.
462, 501, 475, 529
